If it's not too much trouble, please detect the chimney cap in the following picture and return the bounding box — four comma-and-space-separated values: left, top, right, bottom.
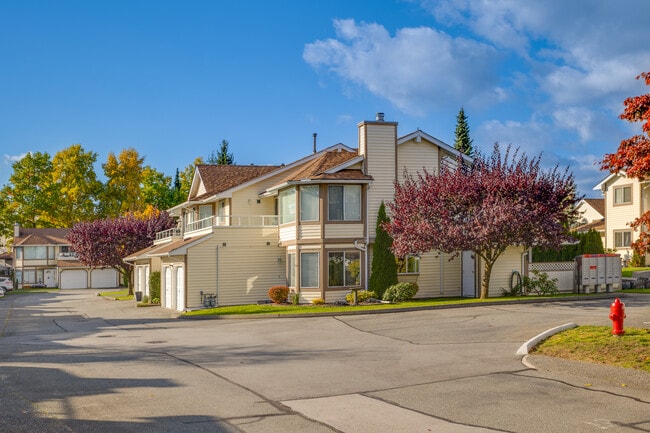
375, 112, 385, 121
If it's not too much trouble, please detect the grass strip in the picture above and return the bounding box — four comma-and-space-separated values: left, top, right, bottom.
533, 325, 650, 372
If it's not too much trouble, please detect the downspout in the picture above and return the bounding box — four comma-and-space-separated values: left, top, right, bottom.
215, 246, 220, 306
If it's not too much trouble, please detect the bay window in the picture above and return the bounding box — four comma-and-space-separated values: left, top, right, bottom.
328, 251, 361, 287
279, 188, 296, 224
300, 185, 319, 222
300, 252, 319, 288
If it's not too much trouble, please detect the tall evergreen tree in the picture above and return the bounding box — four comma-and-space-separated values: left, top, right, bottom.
207, 139, 235, 165
454, 107, 474, 156
369, 201, 398, 299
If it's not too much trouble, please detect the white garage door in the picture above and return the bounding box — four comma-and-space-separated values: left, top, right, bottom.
60, 270, 88, 289
91, 269, 117, 289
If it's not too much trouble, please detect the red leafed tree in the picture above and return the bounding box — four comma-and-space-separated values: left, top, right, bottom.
385, 144, 579, 299
67, 208, 175, 293
601, 72, 650, 255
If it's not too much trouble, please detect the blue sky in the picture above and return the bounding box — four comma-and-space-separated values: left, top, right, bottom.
2, 0, 649, 198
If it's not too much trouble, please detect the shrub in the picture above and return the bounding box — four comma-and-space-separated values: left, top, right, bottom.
290, 291, 300, 305
345, 290, 376, 304
630, 251, 646, 267
142, 295, 149, 303
149, 271, 161, 303
522, 270, 559, 296
268, 285, 289, 304
311, 297, 325, 305
382, 282, 419, 302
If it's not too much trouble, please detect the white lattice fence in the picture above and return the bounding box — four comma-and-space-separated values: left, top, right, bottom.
529, 262, 575, 293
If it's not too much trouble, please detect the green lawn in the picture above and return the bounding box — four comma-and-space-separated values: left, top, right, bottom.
622, 267, 650, 278
181, 293, 612, 317
98, 289, 134, 301
533, 325, 650, 372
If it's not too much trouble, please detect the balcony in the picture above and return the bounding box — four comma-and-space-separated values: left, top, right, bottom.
57, 252, 78, 260
154, 228, 183, 244
185, 215, 279, 236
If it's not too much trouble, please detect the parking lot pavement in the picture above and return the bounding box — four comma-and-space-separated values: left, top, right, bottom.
0, 290, 648, 433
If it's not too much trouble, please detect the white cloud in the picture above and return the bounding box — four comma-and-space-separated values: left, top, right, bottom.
3, 152, 29, 164
304, 19, 500, 115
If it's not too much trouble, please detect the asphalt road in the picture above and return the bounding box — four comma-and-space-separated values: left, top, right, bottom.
0, 291, 648, 433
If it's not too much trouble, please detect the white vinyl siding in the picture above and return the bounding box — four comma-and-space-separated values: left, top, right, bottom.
397, 139, 440, 184
604, 176, 640, 251
361, 122, 397, 225
324, 224, 364, 239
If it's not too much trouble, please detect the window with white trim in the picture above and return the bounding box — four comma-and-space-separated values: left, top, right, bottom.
614, 230, 632, 248
613, 185, 632, 205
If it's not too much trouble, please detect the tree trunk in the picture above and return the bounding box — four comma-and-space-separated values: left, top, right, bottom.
480, 259, 493, 299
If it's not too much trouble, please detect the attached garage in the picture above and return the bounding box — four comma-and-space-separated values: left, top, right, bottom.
91, 268, 118, 289
60, 269, 88, 289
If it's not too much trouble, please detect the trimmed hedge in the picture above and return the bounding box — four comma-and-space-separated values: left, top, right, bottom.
382, 282, 419, 302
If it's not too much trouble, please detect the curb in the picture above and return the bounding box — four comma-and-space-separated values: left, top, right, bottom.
516, 322, 578, 358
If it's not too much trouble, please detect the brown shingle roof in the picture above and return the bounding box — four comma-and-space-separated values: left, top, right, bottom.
192, 165, 281, 200
583, 198, 605, 217
14, 228, 70, 246
274, 150, 371, 185
575, 218, 605, 233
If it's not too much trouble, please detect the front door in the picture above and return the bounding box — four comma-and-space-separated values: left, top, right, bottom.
176, 266, 185, 311
462, 251, 476, 297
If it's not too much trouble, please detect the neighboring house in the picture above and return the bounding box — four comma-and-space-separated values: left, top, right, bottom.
12, 223, 119, 289
594, 173, 649, 262
0, 251, 12, 277
574, 198, 605, 245
126, 114, 526, 311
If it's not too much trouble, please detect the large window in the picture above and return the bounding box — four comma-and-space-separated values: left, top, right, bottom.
300, 252, 319, 288
613, 185, 632, 205
287, 253, 296, 288
24, 246, 47, 260
328, 251, 361, 287
397, 255, 420, 274
300, 185, 319, 222
199, 204, 213, 220
328, 185, 361, 221
279, 188, 296, 224
614, 230, 632, 248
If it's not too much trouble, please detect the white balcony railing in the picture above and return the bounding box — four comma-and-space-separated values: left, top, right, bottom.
58, 252, 78, 260
155, 228, 182, 242
185, 215, 278, 234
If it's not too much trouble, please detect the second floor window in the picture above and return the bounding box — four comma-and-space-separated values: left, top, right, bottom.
613, 185, 632, 205
328, 185, 361, 221
279, 188, 296, 224
300, 185, 319, 222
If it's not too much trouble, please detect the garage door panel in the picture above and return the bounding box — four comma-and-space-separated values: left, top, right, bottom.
61, 270, 88, 289
91, 269, 118, 289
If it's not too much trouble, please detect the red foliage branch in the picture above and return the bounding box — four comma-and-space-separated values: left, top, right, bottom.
385, 144, 578, 298
601, 71, 650, 255
67, 210, 175, 290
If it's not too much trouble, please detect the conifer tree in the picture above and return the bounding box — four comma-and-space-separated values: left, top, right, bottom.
369, 201, 398, 299
454, 107, 474, 156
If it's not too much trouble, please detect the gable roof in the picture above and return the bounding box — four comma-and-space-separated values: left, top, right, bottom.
579, 198, 605, 217
262, 148, 371, 195
398, 129, 468, 161
14, 227, 70, 246
191, 164, 281, 201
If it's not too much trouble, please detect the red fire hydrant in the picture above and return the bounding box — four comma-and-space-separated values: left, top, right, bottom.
609, 298, 626, 336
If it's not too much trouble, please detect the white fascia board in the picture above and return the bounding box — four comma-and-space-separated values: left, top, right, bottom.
592, 172, 621, 191
323, 155, 365, 174
149, 234, 213, 257
399, 130, 472, 163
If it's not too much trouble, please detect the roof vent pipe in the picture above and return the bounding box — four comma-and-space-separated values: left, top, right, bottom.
376, 112, 384, 122
313, 133, 317, 153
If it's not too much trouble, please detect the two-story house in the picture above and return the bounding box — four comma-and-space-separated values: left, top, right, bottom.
573, 198, 605, 245
127, 114, 527, 311
594, 173, 649, 264
12, 223, 119, 289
